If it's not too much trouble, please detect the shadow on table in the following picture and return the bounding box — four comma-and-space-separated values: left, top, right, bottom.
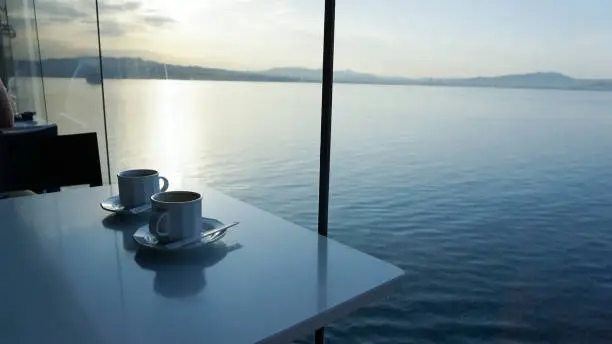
134, 242, 242, 298
101, 213, 150, 252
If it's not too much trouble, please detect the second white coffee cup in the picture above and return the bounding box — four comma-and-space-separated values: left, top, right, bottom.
118, 169, 169, 209
149, 191, 203, 243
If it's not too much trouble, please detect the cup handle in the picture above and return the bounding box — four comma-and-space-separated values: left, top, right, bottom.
150, 211, 169, 237
159, 176, 169, 192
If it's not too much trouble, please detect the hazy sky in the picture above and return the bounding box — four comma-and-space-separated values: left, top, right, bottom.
10, 0, 612, 77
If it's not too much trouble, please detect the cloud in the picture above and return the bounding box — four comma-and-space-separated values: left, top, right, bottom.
142, 15, 175, 27
32, 0, 142, 22
33, 1, 88, 22
98, 20, 131, 37
27, 0, 156, 39
8, 17, 29, 30
79, 17, 138, 37
30, 0, 172, 35
99, 0, 141, 12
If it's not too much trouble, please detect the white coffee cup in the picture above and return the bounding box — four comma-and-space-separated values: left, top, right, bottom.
118, 169, 169, 209
149, 191, 202, 243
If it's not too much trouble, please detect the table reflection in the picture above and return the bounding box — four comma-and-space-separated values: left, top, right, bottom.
135, 242, 242, 298
102, 213, 150, 252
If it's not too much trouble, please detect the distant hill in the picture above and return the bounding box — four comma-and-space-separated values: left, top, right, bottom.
14, 57, 612, 91
261, 67, 413, 84
266, 68, 612, 91
15, 57, 297, 84
432, 72, 585, 89
262, 67, 321, 81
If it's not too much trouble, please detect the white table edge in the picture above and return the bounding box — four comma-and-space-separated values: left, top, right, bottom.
259, 272, 405, 344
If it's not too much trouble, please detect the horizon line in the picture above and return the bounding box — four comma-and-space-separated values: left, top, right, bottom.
20, 55, 612, 80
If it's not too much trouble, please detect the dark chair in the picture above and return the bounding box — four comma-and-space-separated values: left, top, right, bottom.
0, 125, 58, 193
0, 132, 103, 193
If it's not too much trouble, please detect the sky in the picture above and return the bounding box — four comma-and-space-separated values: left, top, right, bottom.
7, 0, 612, 78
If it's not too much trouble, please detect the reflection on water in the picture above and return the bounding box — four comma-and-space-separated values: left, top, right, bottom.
145, 81, 203, 178
135, 242, 242, 298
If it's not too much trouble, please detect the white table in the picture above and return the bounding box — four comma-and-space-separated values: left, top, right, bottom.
0, 182, 404, 344
0, 118, 57, 134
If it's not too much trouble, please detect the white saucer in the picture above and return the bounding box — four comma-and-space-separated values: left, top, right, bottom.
133, 217, 229, 251
100, 195, 151, 215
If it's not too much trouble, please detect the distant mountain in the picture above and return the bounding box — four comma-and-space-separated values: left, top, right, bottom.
263, 68, 612, 90
262, 67, 321, 81
261, 67, 413, 84
262, 68, 612, 90
13, 57, 612, 91
434, 72, 582, 89
15, 57, 297, 84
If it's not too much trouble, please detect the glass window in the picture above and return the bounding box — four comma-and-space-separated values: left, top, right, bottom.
5, 0, 46, 118
330, 1, 612, 343
33, 0, 110, 184
99, 0, 324, 229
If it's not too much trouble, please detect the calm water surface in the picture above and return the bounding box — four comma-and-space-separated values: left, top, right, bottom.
43, 78, 612, 343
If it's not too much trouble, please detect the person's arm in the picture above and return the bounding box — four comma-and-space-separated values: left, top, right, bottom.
0, 79, 14, 128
